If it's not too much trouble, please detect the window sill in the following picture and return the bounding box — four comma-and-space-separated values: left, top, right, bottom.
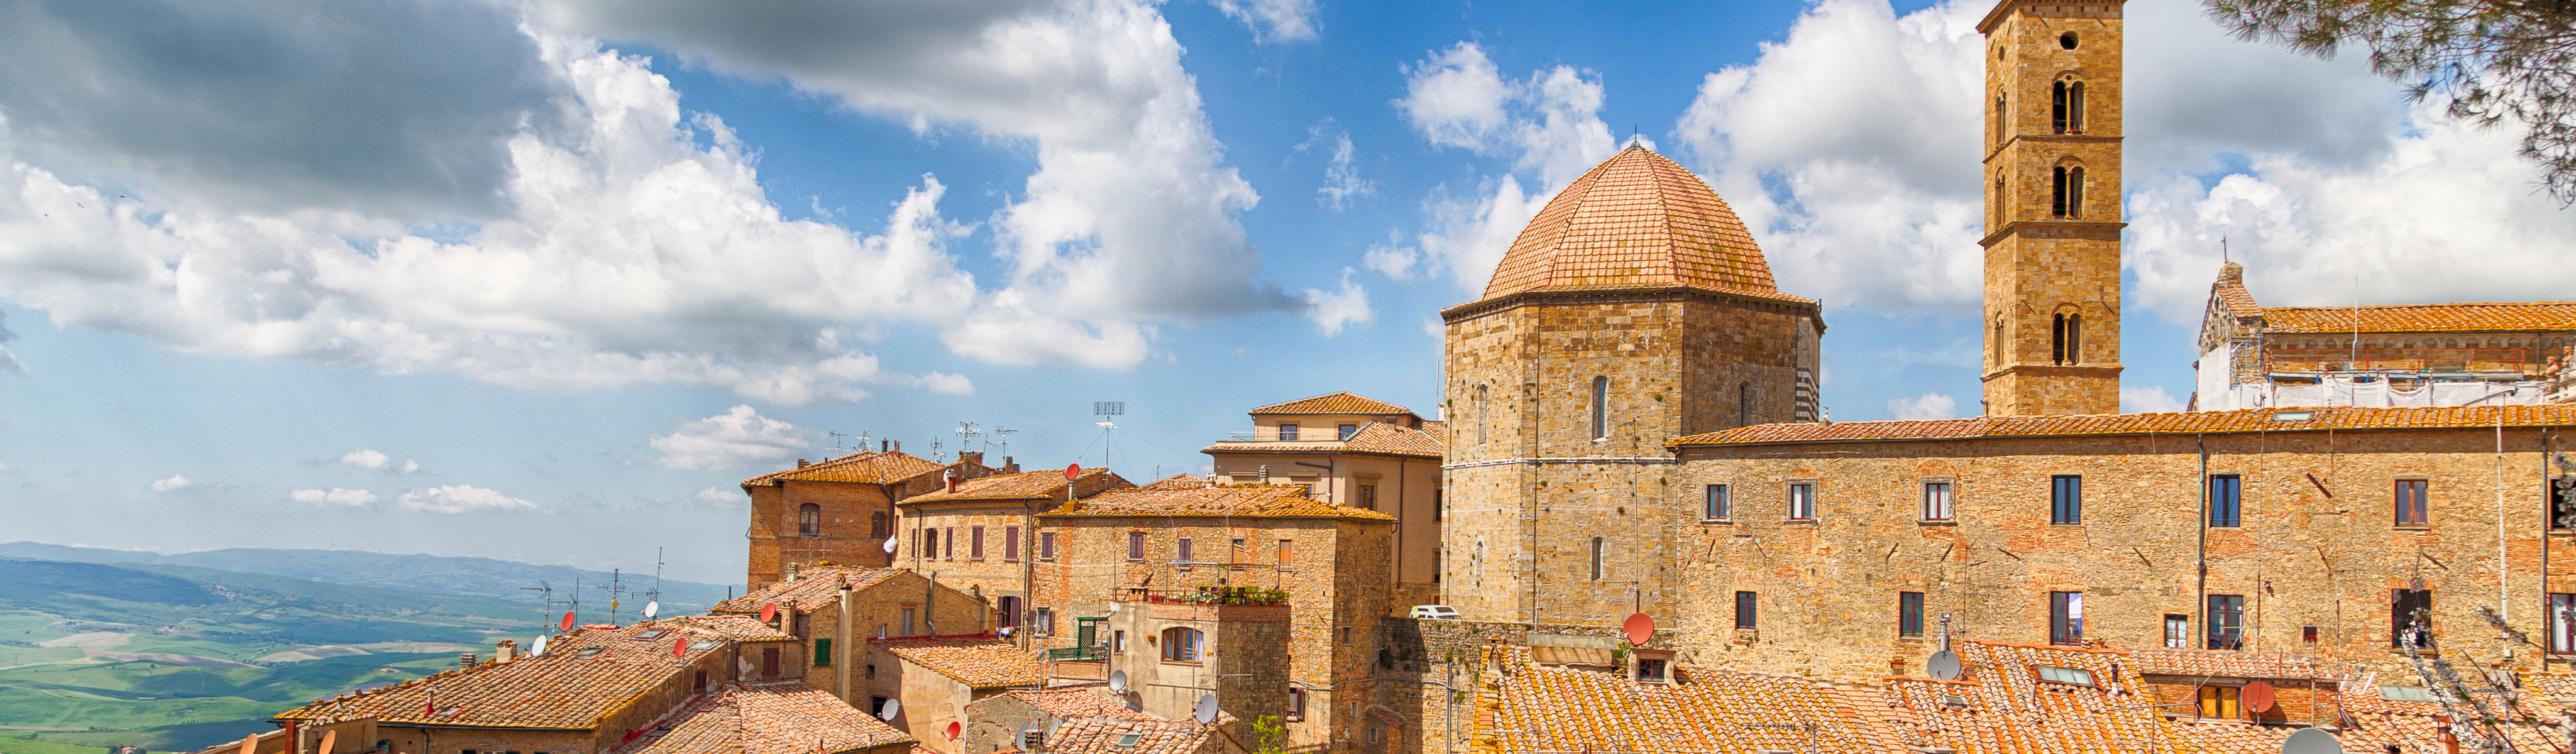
1161, 660, 1204, 667
1784, 519, 1819, 525
2050, 522, 2083, 527
1699, 518, 1732, 525
1918, 520, 1956, 527
2394, 525, 2431, 531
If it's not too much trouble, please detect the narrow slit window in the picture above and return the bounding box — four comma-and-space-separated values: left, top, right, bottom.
2051, 80, 2069, 133
1588, 537, 1605, 581
2051, 475, 2083, 524
1734, 591, 1758, 630
2067, 167, 2084, 218
1590, 376, 1609, 440
2068, 81, 2085, 132
2051, 167, 2069, 217
1900, 592, 1925, 637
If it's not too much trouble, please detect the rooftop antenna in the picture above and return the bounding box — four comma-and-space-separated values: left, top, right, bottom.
520, 581, 558, 631
828, 432, 852, 452
930, 438, 944, 462
955, 422, 983, 456
1094, 402, 1124, 471
596, 570, 625, 623
640, 548, 665, 620
990, 427, 1017, 456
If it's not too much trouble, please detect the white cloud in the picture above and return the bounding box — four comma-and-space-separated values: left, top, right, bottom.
694, 485, 745, 506
1301, 268, 1373, 336
397, 484, 537, 513
337, 449, 391, 469
2121, 386, 2187, 414
650, 405, 817, 471
1886, 393, 1958, 420
1209, 0, 1317, 42
1395, 43, 1619, 293
1362, 236, 1418, 280
291, 487, 379, 507
1304, 124, 1375, 210
146, 474, 192, 493
399, 459, 420, 474
0, 310, 25, 373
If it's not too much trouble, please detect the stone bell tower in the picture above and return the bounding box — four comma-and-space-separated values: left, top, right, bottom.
1979, 0, 2125, 415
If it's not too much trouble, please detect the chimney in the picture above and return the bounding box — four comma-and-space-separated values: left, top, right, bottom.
893, 440, 901, 453
1003, 456, 1018, 473
959, 451, 984, 467
945, 470, 960, 493
495, 640, 517, 663
797, 459, 810, 468
880, 439, 889, 452
458, 652, 477, 669
786, 562, 801, 582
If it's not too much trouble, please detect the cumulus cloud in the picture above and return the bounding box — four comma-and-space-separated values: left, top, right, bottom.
2121, 386, 2187, 413
1302, 123, 1375, 210
1886, 393, 1959, 420
695, 485, 746, 506
650, 405, 816, 471
1209, 0, 1318, 42
397, 484, 537, 513
334, 449, 417, 473
291, 487, 379, 507
146, 474, 192, 493
0, 310, 24, 373
1301, 268, 1373, 336
1394, 42, 1617, 293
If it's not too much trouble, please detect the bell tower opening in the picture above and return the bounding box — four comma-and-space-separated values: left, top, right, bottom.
1979, 0, 2125, 415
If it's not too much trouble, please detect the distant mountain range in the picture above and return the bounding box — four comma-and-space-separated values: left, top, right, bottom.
0, 542, 734, 609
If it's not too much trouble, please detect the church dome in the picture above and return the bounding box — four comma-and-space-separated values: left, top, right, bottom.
1478, 145, 1793, 302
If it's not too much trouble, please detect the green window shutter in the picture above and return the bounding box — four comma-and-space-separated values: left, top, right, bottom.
815, 638, 834, 667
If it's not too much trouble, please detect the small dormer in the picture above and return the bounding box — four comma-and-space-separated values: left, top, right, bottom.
1627, 648, 1676, 685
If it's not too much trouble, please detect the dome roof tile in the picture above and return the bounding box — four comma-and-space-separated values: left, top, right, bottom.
1480, 146, 1796, 303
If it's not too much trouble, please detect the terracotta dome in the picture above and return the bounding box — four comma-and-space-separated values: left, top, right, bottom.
1478, 145, 1792, 302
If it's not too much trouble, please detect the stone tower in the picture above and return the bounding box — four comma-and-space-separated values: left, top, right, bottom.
1440, 145, 1824, 624
1979, 0, 2125, 415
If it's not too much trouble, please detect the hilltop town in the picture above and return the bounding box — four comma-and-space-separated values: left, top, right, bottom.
218, 1, 2576, 753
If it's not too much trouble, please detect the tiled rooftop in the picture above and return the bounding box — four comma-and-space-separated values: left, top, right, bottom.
1475, 146, 1802, 305
1202, 422, 1445, 459
1668, 404, 2576, 447
742, 451, 945, 486
900, 468, 1131, 505
1480, 646, 1893, 753
712, 567, 905, 613
987, 689, 1149, 721
1245, 391, 1416, 417
2210, 261, 2262, 319
2262, 301, 2576, 334
615, 681, 915, 754
664, 614, 798, 643
874, 636, 1045, 689
276, 621, 719, 729
1041, 484, 1396, 521
1135, 474, 1209, 491
1041, 717, 1213, 754
2127, 647, 2365, 682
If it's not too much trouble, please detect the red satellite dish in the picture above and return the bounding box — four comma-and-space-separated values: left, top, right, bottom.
673, 637, 688, 658
317, 730, 337, 754
559, 611, 575, 632
1065, 463, 1081, 481
760, 602, 779, 624
946, 721, 963, 740
2245, 679, 2277, 713
1622, 613, 1655, 646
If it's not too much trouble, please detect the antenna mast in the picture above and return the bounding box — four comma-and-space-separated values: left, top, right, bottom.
1094, 402, 1123, 470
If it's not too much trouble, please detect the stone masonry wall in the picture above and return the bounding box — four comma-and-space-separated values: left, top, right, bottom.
1979, 1, 2125, 416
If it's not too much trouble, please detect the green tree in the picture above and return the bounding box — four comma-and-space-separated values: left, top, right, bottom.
2206, 0, 2576, 201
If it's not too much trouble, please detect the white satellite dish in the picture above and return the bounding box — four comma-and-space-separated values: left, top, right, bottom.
2281, 728, 2342, 754
1192, 694, 1218, 724
883, 536, 899, 554
529, 635, 548, 657
1106, 602, 1120, 614
642, 601, 659, 620
878, 697, 902, 721
1108, 669, 1129, 694
1925, 650, 1962, 681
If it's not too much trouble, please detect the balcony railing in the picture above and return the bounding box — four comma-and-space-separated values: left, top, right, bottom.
1115, 585, 1291, 606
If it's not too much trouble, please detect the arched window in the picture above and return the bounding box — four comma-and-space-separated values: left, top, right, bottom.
2051, 80, 2069, 134
2067, 166, 2084, 218
2068, 81, 2086, 133
2052, 166, 2078, 218
1589, 377, 1609, 440
2052, 312, 2083, 365
1161, 627, 1203, 662
869, 511, 890, 538
1589, 537, 1605, 581
798, 503, 822, 536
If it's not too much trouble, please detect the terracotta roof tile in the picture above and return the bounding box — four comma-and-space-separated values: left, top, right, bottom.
1247, 392, 1416, 417
1041, 717, 1212, 754
2211, 261, 2263, 319
713, 567, 905, 613
1201, 422, 1445, 459
277, 622, 725, 729
1480, 645, 1891, 753
2262, 300, 2576, 334
666, 614, 798, 643
615, 682, 915, 754
1135, 474, 1208, 491
2127, 647, 2365, 681
1041, 484, 1395, 522
901, 469, 1131, 505
742, 451, 946, 486
1670, 404, 2576, 447
1476, 146, 1805, 305
875, 636, 1045, 689
987, 689, 1150, 721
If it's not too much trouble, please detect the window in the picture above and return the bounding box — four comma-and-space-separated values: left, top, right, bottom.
2051, 313, 2081, 364
1279, 423, 1299, 441
1921, 481, 1954, 522
871, 511, 889, 538
1287, 687, 1306, 721
1900, 592, 1925, 637
2553, 593, 2576, 653
1738, 383, 1752, 427
1128, 532, 1145, 560
943, 527, 955, 559
2060, 30, 2079, 48
798, 503, 822, 536
2068, 81, 2086, 131
2198, 685, 2242, 719
2207, 594, 2245, 650
1734, 591, 1758, 630
761, 647, 779, 678
1358, 484, 1377, 510
2304, 625, 2320, 642
920, 528, 936, 559
2048, 592, 2083, 645
1475, 385, 1490, 447
2051, 80, 2070, 133
2395, 479, 2429, 527
1340, 423, 1358, 440
1788, 483, 1815, 520
2554, 476, 2575, 529
971, 526, 986, 559
1113, 630, 1126, 654
2035, 665, 2095, 686
1005, 526, 1020, 560
1589, 537, 1605, 581
2165, 615, 2189, 648
1277, 538, 1294, 568
1704, 484, 1730, 520
1634, 655, 1670, 683
2052, 166, 2069, 217
998, 596, 1020, 628
1590, 377, 1610, 440
2209, 474, 2242, 527
1177, 537, 1194, 564
2393, 589, 2433, 648
815, 637, 832, 667
1036, 607, 1055, 636
900, 608, 916, 637
2051, 476, 2083, 525
694, 670, 707, 691
2050, 79, 2086, 134
1162, 627, 1204, 662
1040, 532, 1057, 560
1230, 537, 1246, 564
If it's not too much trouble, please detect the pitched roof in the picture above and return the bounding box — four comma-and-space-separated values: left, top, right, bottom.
1475, 146, 1806, 306
742, 451, 945, 486
874, 636, 1045, 689
1247, 392, 1415, 417
276, 621, 727, 729
1135, 474, 1208, 491
1041, 717, 1213, 754
1201, 422, 1445, 459
615, 682, 915, 754
2210, 261, 2262, 319
1480, 646, 1895, 753
901, 468, 1131, 505
1880, 641, 2179, 753
2126, 647, 2365, 681
974, 689, 1150, 721
1669, 404, 2576, 447
665, 614, 797, 643
712, 567, 905, 613
2259, 300, 2576, 334
1042, 484, 1396, 522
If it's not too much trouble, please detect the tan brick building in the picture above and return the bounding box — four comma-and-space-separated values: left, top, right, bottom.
1438, 145, 1825, 625
740, 449, 1003, 591
711, 567, 989, 707
2195, 261, 2576, 410
898, 467, 1134, 631
1204, 392, 1445, 608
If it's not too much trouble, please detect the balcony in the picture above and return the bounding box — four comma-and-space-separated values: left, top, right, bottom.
1115, 585, 1292, 606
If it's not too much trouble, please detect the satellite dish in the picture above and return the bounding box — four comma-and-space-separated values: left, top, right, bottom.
1048, 720, 1063, 737
1192, 694, 1219, 724
878, 697, 901, 721
945, 721, 962, 740
673, 637, 689, 658
883, 536, 899, 554
317, 730, 337, 754
530, 635, 548, 657
1925, 650, 1963, 680
1621, 613, 1654, 646
1065, 463, 1082, 481
1106, 602, 1120, 614
760, 602, 778, 624
2246, 680, 2277, 713
1016, 723, 1041, 748
1108, 669, 1129, 694
559, 611, 576, 632
643, 601, 659, 620
2281, 727, 2342, 754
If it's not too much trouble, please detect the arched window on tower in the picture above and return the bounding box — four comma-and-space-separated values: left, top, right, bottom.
1590, 377, 1609, 440
2068, 81, 2086, 133
2067, 167, 2084, 218
2051, 166, 2070, 218
798, 503, 822, 536
2052, 80, 2069, 134
2052, 313, 2083, 365
870, 511, 889, 538
1590, 537, 1605, 581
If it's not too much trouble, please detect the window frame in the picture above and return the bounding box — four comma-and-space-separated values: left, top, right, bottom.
1277, 538, 1294, 569
1590, 376, 1610, 440
1177, 537, 1194, 564
2198, 684, 2243, 720
1039, 531, 1058, 560
1278, 423, 1299, 441
1899, 591, 1925, 637
814, 637, 833, 667
1734, 591, 1758, 630
1339, 423, 1359, 440
1920, 479, 1954, 523
2394, 478, 2430, 527
2207, 594, 2246, 650
2050, 475, 2083, 525
1357, 484, 1377, 511
2392, 588, 2433, 648
2047, 591, 2084, 645
2164, 614, 2189, 649
1161, 627, 1204, 663
798, 503, 822, 537
1704, 483, 1731, 522
2553, 593, 2576, 654
971, 526, 986, 559
1588, 536, 1605, 581
1127, 532, 1146, 561
1786, 482, 1817, 522
2208, 474, 2243, 528
1004, 525, 1020, 561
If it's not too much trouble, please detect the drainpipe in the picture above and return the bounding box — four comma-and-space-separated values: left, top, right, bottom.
925, 571, 939, 637
2197, 434, 2210, 645
838, 582, 854, 702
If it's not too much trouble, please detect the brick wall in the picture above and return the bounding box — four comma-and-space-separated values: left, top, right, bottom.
1979, 0, 2125, 415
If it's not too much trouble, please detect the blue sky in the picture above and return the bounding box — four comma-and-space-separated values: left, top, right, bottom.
4, 0, 2573, 584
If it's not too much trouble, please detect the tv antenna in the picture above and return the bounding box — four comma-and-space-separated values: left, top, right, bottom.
955, 422, 983, 454
639, 549, 666, 620
1094, 402, 1123, 469
828, 431, 870, 453
520, 581, 565, 631
596, 570, 628, 623
989, 427, 1017, 455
